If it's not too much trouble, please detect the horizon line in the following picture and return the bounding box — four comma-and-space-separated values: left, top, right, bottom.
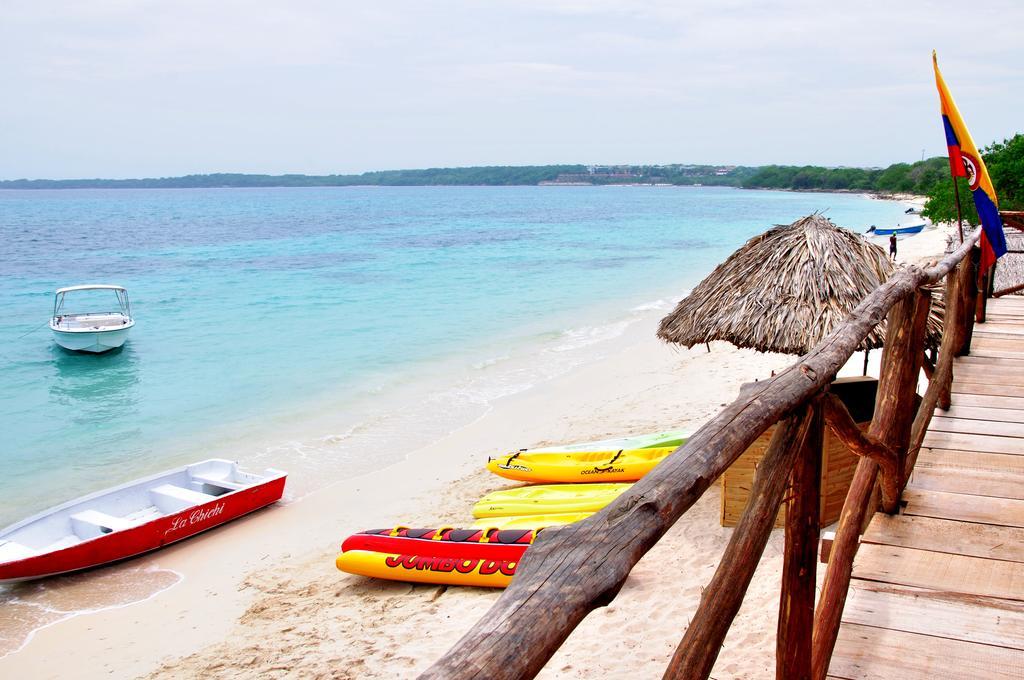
0, 159, 940, 185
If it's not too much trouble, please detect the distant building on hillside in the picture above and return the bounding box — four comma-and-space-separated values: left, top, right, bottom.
551, 166, 643, 184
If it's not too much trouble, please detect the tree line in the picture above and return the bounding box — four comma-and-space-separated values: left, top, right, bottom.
739, 157, 949, 194
740, 134, 1024, 225
3, 133, 1021, 225
0, 166, 590, 190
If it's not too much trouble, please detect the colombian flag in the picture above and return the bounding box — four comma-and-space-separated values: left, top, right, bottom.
933, 51, 1007, 274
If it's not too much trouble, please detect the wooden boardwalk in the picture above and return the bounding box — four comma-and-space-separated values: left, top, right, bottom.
828, 296, 1024, 679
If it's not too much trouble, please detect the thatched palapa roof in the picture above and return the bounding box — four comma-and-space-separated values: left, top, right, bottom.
657, 214, 940, 355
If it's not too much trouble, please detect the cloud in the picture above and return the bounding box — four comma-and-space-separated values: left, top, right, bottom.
2, 1, 1024, 176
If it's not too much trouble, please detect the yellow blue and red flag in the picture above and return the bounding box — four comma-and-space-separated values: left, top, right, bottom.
932, 52, 1007, 273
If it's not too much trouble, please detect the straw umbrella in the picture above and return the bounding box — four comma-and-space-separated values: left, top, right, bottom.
658, 212, 941, 526
657, 213, 942, 357
655, 213, 943, 676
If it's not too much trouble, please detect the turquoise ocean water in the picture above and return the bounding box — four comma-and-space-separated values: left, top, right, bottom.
0, 186, 910, 526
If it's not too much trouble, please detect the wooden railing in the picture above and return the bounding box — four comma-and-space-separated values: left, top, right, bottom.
992, 210, 1022, 297
420, 229, 983, 680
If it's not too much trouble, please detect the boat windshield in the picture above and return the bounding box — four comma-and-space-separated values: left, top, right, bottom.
53, 287, 132, 320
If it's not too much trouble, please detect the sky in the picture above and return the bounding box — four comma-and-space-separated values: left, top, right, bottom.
2, 1, 1024, 179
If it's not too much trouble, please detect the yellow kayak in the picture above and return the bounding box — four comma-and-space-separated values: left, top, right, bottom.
473, 483, 631, 518
336, 549, 516, 588
469, 512, 594, 530
487, 446, 679, 484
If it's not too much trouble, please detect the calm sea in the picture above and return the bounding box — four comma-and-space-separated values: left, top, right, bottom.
0, 186, 909, 524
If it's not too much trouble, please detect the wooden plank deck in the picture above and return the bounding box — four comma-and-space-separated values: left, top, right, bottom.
829, 297, 1024, 679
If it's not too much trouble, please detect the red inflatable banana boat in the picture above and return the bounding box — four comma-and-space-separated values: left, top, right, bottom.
336, 526, 540, 588
341, 526, 536, 560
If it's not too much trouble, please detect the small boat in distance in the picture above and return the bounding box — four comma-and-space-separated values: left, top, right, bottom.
50, 284, 135, 353
0, 460, 287, 582
868, 222, 926, 236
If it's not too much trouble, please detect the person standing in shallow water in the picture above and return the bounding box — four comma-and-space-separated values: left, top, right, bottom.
889, 234, 898, 261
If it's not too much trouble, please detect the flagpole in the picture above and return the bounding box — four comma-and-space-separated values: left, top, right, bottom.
951, 176, 965, 243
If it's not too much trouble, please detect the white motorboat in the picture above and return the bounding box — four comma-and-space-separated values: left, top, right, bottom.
50, 284, 135, 353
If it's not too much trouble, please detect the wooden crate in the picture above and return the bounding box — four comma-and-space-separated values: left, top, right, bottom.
720, 376, 878, 528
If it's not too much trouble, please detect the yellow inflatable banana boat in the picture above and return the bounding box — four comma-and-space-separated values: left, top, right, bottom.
472, 483, 631, 518
470, 511, 594, 530
487, 446, 679, 484
336, 549, 519, 588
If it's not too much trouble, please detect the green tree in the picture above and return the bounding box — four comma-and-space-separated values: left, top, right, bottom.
983, 134, 1024, 209
922, 177, 977, 226
922, 133, 1024, 222
876, 163, 914, 193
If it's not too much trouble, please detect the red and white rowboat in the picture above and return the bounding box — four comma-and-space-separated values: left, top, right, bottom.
0, 459, 286, 582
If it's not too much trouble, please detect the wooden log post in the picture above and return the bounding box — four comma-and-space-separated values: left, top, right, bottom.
821, 394, 899, 510
907, 351, 955, 481
958, 248, 979, 355
975, 267, 986, 324
810, 456, 876, 680
777, 399, 823, 680
662, 406, 814, 680
872, 289, 932, 511
421, 232, 979, 680
907, 269, 963, 478
938, 267, 961, 411
921, 353, 934, 381
976, 261, 992, 323
810, 288, 932, 680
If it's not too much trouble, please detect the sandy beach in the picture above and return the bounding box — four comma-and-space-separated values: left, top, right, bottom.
0, 217, 955, 679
